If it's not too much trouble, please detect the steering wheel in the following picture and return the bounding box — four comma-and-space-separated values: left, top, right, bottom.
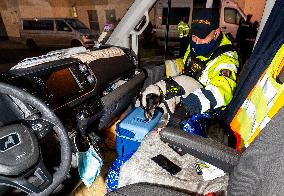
0, 83, 71, 195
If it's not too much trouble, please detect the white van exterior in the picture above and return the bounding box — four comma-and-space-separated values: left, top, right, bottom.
219, 0, 246, 38
154, 0, 246, 45
20, 18, 98, 48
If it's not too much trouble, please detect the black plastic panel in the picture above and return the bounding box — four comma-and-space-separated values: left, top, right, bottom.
99, 72, 145, 130
88, 54, 136, 92
6, 60, 97, 110
0, 124, 39, 176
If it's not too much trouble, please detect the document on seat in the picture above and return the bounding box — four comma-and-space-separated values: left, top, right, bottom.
195, 162, 226, 181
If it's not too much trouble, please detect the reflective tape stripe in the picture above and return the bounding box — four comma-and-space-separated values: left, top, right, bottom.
205, 85, 224, 108
183, 46, 191, 63
199, 57, 219, 85
199, 71, 209, 85
259, 116, 271, 130
242, 100, 256, 120
262, 77, 278, 104
224, 51, 238, 60
248, 116, 271, 146
259, 74, 268, 87
214, 63, 238, 73
258, 74, 278, 108
184, 26, 190, 30
248, 120, 259, 141
192, 89, 211, 113
201, 88, 217, 109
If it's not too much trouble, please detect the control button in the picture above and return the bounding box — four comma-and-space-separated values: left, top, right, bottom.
86, 75, 95, 84
78, 64, 88, 73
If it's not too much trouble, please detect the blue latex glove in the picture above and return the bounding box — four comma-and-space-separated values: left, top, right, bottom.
182, 113, 212, 137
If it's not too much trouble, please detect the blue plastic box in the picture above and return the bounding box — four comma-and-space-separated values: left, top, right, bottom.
116, 107, 162, 157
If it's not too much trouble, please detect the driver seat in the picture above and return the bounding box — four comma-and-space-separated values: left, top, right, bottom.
107, 106, 284, 195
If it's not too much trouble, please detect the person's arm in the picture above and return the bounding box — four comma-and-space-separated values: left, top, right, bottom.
182, 52, 239, 115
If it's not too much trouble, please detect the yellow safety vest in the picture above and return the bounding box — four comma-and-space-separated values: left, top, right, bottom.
166, 34, 239, 115
178, 21, 190, 38
231, 44, 284, 151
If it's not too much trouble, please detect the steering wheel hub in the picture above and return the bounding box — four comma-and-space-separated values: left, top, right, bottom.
0, 124, 39, 176
0, 83, 71, 195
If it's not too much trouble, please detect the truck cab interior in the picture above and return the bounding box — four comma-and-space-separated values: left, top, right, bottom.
0, 0, 283, 195
0, 46, 145, 195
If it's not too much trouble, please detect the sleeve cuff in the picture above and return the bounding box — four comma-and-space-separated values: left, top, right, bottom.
181, 93, 202, 115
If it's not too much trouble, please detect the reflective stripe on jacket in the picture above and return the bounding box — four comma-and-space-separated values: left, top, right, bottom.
182, 34, 239, 115
178, 21, 190, 38
230, 44, 284, 151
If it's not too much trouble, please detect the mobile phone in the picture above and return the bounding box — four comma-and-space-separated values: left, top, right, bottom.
151, 154, 182, 175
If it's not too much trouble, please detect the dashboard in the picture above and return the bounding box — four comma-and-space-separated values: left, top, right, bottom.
4, 46, 145, 133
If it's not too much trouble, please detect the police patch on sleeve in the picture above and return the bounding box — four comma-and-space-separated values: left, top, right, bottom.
219, 69, 232, 78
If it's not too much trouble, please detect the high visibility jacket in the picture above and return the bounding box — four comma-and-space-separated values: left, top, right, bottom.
182, 34, 239, 115
230, 44, 284, 151
178, 21, 190, 38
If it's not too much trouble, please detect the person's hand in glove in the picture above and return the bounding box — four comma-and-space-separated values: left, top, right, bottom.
167, 104, 190, 128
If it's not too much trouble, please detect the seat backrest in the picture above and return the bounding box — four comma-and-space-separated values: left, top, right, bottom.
228, 107, 284, 196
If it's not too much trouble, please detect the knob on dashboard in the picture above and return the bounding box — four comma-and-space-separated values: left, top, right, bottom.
86, 75, 95, 84
78, 63, 88, 73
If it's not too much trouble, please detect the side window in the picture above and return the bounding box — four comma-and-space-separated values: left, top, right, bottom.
224, 8, 241, 25
23, 20, 54, 30
43, 20, 54, 30
23, 20, 32, 30
162, 8, 190, 25
56, 20, 71, 31
87, 10, 100, 31
134, 16, 146, 32
105, 9, 116, 23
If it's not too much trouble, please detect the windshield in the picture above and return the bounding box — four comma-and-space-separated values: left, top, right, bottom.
65, 19, 88, 30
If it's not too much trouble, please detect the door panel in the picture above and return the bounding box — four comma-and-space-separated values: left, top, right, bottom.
22, 19, 55, 47
54, 20, 74, 47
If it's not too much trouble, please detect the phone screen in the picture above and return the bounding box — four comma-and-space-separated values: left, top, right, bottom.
151, 154, 182, 175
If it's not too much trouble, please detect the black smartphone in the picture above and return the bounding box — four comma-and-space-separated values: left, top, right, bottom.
151, 154, 182, 175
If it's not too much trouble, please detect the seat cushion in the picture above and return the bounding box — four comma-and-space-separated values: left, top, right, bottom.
118, 131, 228, 194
